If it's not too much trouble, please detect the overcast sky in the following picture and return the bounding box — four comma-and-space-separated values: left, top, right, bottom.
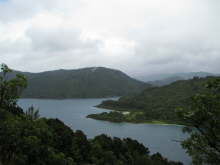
0, 0, 219, 77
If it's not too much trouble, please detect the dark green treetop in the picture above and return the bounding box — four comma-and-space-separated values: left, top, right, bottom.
177, 78, 220, 165
0, 64, 27, 109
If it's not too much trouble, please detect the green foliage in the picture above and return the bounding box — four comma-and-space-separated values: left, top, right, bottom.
17, 67, 149, 98
88, 111, 126, 122
25, 105, 40, 120
96, 77, 217, 123
177, 78, 220, 165
0, 64, 27, 109
87, 111, 182, 124
0, 65, 183, 165
0, 108, 183, 165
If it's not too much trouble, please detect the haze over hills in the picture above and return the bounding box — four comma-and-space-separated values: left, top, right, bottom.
137, 72, 220, 86
138, 72, 218, 82
11, 67, 149, 98
148, 76, 184, 87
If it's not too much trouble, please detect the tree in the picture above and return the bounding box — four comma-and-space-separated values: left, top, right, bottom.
25, 105, 40, 120
0, 64, 27, 109
177, 78, 220, 165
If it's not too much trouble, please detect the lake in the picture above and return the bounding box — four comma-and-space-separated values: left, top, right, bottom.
18, 98, 191, 165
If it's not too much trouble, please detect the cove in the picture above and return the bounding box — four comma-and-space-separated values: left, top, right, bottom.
18, 98, 191, 165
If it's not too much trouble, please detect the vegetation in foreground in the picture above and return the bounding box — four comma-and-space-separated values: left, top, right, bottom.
92, 77, 217, 124
177, 78, 220, 165
0, 64, 183, 165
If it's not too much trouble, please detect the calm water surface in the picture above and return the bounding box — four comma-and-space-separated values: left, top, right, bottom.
18, 98, 191, 165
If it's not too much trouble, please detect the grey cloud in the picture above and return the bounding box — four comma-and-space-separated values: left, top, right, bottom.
0, 0, 220, 77
26, 27, 102, 52
0, 37, 30, 54
0, 24, 104, 72
0, 0, 81, 22
129, 34, 220, 77
8, 26, 104, 72
0, 0, 46, 22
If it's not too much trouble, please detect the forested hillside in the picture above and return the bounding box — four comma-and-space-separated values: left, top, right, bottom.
91, 77, 218, 123
10, 67, 149, 98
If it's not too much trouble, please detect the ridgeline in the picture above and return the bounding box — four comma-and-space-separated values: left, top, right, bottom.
15, 67, 149, 98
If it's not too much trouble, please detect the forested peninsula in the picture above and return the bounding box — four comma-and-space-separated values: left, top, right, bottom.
88, 77, 218, 124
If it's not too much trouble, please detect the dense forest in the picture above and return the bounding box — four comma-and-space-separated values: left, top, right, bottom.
0, 109, 185, 165
0, 64, 183, 165
8, 67, 149, 98
90, 77, 218, 124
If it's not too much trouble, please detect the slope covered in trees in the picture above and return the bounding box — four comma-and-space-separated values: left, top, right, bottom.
13, 67, 149, 98
90, 77, 218, 124
0, 64, 183, 165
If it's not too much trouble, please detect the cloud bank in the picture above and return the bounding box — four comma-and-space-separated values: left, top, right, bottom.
0, 0, 219, 77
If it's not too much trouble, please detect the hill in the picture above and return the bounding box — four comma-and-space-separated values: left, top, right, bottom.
13, 67, 149, 98
89, 76, 218, 124
148, 76, 184, 86
138, 72, 220, 87
138, 72, 218, 82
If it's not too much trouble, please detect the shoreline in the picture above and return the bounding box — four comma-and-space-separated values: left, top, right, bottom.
20, 96, 120, 100
91, 105, 186, 126
87, 116, 185, 126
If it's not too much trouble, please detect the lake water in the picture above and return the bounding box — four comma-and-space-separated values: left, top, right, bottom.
18, 98, 191, 165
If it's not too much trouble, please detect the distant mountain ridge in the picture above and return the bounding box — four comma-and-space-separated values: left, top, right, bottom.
138, 72, 220, 86
138, 72, 218, 82
11, 67, 149, 98
148, 76, 183, 87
